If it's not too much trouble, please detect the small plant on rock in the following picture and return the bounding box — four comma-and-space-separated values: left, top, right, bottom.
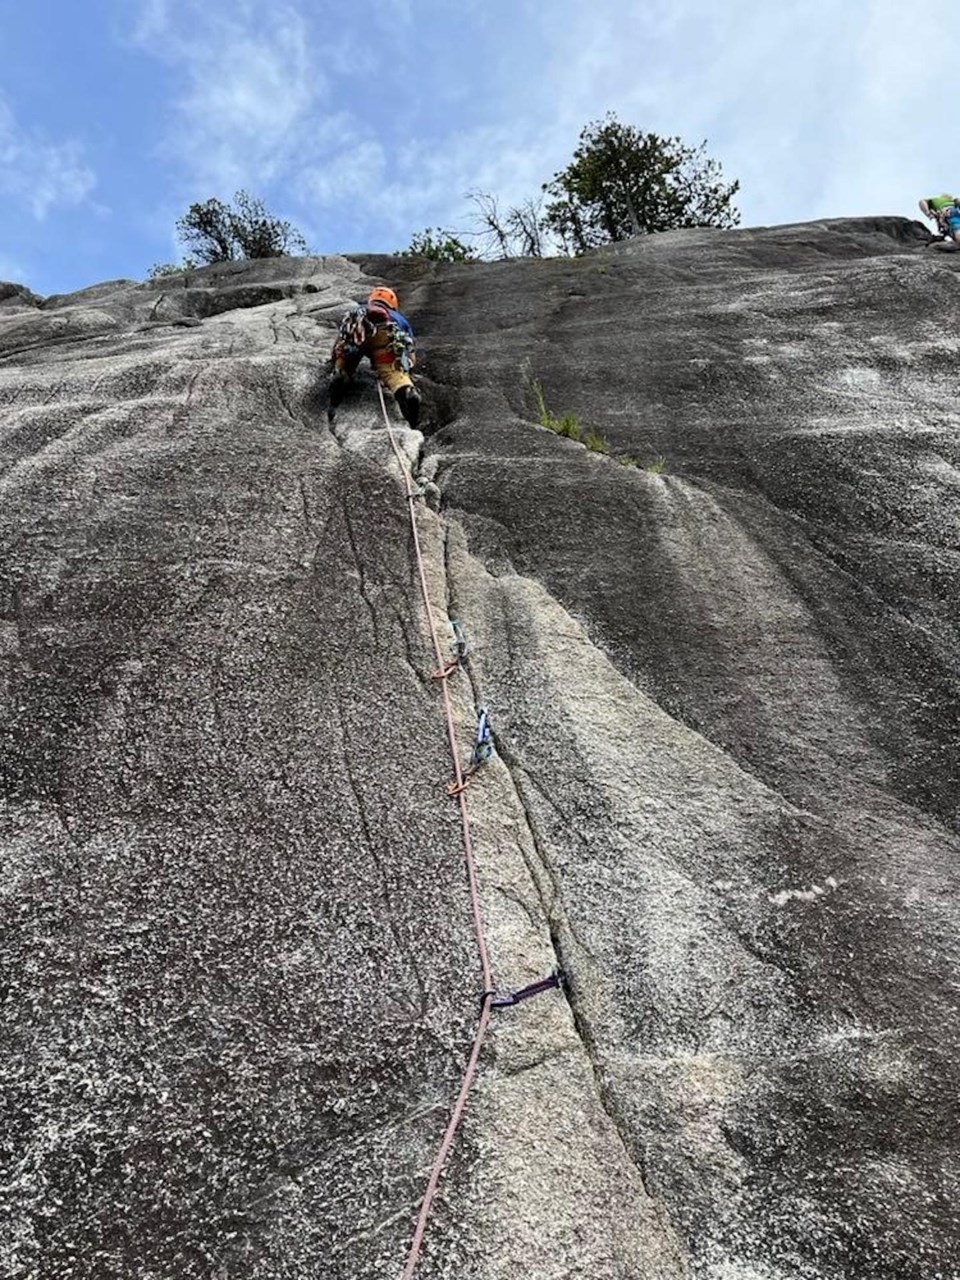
402, 227, 477, 262
148, 261, 194, 280
531, 378, 555, 428
555, 413, 584, 440
616, 452, 668, 473
531, 379, 584, 439
583, 429, 609, 453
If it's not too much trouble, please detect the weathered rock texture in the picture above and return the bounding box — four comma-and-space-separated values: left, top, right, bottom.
1, 219, 958, 1280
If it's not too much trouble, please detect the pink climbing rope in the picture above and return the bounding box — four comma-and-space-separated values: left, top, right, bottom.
375, 382, 495, 1278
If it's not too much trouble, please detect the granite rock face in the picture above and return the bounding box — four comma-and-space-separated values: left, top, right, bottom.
0, 219, 957, 1279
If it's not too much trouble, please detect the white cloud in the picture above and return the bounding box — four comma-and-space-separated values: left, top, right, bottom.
122, 0, 960, 260
514, 0, 960, 229
130, 0, 170, 44
810, 2, 960, 221
130, 0, 323, 191
299, 140, 388, 207
498, 0, 851, 227
0, 253, 27, 283
0, 97, 96, 220
391, 127, 556, 229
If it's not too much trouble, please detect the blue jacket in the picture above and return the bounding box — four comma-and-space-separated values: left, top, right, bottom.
370, 302, 414, 339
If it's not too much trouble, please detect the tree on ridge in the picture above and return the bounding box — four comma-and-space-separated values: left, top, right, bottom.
149, 191, 308, 276
543, 114, 740, 254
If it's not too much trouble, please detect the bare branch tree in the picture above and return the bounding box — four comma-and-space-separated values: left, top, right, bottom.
505, 197, 547, 257
466, 190, 512, 258
466, 190, 551, 259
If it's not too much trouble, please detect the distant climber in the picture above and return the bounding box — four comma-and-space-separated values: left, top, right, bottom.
328, 287, 421, 427
919, 194, 960, 244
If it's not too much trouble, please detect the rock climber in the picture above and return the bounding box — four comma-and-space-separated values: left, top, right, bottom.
327, 286, 421, 427
919, 194, 960, 244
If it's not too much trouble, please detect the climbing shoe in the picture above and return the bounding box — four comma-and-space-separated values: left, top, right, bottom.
395, 385, 421, 428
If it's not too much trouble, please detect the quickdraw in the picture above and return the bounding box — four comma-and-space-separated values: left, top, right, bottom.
449, 706, 493, 796
472, 706, 493, 767
480, 970, 564, 1014
432, 618, 468, 681
390, 325, 415, 372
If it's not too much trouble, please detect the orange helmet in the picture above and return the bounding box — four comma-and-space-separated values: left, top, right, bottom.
368, 286, 399, 310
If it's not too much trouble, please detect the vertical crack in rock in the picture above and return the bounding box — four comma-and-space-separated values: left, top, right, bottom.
274, 374, 298, 424
297, 476, 313, 535
341, 496, 383, 650
500, 751, 658, 1201
440, 525, 659, 1204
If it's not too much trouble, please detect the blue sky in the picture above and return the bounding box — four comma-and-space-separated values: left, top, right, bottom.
0, 0, 956, 295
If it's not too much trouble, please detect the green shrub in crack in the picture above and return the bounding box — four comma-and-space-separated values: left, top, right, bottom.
555, 413, 584, 441
530, 378, 555, 428
530, 378, 585, 440
617, 452, 668, 473
583, 429, 609, 453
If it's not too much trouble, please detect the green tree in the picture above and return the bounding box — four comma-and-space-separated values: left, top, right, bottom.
174, 190, 308, 265
402, 227, 477, 262
543, 115, 740, 254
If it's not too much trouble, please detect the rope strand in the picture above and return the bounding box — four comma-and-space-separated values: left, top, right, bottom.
375, 383, 494, 1278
